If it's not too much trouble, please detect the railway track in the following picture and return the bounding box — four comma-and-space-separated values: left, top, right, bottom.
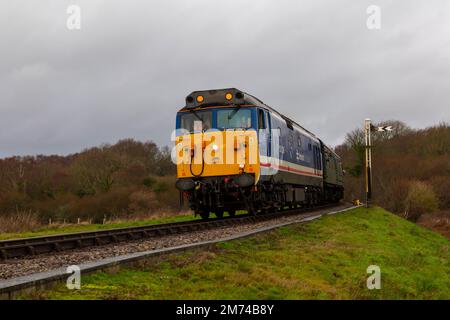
0, 204, 340, 261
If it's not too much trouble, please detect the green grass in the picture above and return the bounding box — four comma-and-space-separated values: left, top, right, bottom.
24, 207, 450, 300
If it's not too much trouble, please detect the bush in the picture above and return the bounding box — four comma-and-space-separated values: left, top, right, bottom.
0, 191, 31, 213
379, 178, 410, 214
154, 181, 169, 193
404, 181, 438, 221
152, 176, 180, 208
68, 187, 134, 223
0, 209, 41, 233
128, 190, 158, 215
30, 193, 79, 221
142, 176, 157, 188
429, 176, 450, 209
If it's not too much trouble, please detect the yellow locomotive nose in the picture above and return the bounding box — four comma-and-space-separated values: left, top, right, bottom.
175, 130, 259, 182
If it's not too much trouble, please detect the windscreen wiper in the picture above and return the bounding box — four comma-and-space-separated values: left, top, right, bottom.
189, 109, 203, 121
189, 109, 209, 131
228, 105, 241, 120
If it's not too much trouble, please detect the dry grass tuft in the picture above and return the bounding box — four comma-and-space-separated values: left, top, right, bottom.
0, 210, 42, 233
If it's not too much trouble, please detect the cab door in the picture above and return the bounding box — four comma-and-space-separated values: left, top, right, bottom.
313, 145, 319, 176
258, 109, 274, 179
258, 109, 269, 160
265, 110, 271, 157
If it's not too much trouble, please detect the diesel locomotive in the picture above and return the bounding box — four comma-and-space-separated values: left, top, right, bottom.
174, 88, 344, 219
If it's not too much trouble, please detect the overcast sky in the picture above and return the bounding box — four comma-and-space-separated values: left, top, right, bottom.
1, 0, 449, 157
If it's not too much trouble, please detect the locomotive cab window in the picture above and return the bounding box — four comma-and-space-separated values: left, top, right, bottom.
217, 108, 252, 129
179, 111, 212, 132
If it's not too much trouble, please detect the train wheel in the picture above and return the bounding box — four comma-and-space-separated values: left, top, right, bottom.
215, 210, 224, 218
199, 211, 210, 220
248, 204, 257, 215
228, 210, 236, 217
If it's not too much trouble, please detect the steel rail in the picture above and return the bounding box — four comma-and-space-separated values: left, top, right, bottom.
0, 204, 340, 260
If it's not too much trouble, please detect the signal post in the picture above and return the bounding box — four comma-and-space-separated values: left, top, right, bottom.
364, 119, 393, 207
364, 119, 373, 207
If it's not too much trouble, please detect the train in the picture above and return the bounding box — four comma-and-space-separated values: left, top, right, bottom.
174, 88, 344, 219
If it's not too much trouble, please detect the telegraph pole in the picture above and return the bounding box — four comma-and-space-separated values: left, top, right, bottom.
364, 118, 373, 207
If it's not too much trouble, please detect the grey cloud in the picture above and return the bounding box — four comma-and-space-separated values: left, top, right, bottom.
0, 0, 449, 156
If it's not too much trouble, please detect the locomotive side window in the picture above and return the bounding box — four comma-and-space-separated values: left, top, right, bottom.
180, 111, 212, 132
217, 109, 252, 129
313, 146, 321, 170
317, 147, 322, 170
258, 109, 266, 129
265, 111, 271, 156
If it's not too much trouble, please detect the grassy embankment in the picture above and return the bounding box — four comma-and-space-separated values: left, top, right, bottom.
26, 206, 449, 299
